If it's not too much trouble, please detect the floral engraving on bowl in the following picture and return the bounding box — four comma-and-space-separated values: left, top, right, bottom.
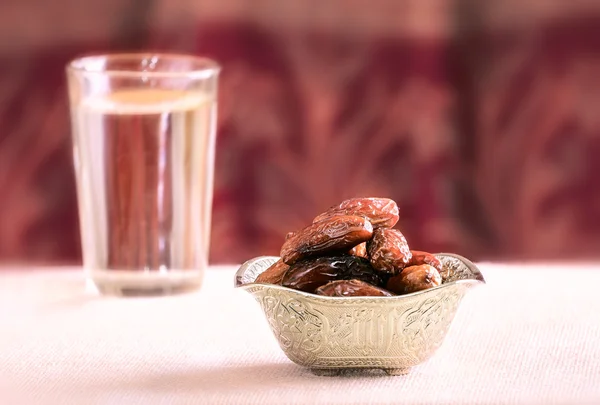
247, 287, 328, 363
236, 256, 279, 286
438, 255, 483, 282
247, 285, 467, 368
398, 291, 461, 356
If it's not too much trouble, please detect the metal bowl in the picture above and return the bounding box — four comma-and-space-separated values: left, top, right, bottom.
235, 253, 485, 376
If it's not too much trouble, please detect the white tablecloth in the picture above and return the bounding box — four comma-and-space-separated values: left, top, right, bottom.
1, 263, 600, 404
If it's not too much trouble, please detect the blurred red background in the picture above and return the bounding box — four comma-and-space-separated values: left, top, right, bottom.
0, 0, 599, 265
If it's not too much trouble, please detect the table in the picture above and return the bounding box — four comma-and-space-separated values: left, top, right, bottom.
1, 264, 600, 404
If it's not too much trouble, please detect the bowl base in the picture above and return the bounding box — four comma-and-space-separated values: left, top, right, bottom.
310, 367, 411, 377
384, 368, 411, 376
310, 368, 341, 377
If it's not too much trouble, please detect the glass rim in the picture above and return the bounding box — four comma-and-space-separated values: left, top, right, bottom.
67, 52, 220, 79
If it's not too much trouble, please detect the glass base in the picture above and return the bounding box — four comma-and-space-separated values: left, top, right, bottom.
88, 268, 204, 297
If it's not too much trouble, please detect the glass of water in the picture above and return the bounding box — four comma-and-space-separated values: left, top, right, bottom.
66, 54, 220, 296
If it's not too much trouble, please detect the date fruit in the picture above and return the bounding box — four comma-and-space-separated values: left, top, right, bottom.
406, 250, 443, 273
313, 197, 399, 229
255, 259, 290, 285
280, 215, 373, 265
282, 255, 384, 293
367, 228, 412, 275
386, 264, 442, 295
316, 279, 393, 297
348, 242, 368, 258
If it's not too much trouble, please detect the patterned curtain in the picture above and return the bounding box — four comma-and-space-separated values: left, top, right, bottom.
1, 0, 599, 265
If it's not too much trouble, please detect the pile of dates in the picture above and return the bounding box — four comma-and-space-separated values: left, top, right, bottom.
255, 197, 444, 297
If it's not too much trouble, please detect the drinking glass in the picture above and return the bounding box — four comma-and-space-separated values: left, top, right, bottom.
66, 53, 220, 296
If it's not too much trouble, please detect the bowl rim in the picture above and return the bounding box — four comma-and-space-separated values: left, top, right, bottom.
235, 252, 485, 301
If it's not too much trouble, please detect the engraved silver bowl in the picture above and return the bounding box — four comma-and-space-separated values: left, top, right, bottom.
235, 253, 485, 376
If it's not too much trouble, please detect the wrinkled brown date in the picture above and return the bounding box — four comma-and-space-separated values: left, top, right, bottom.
407, 250, 443, 272
367, 228, 412, 275
281, 255, 384, 293
313, 197, 399, 229
280, 215, 373, 265
316, 279, 393, 297
254, 259, 289, 285
348, 242, 368, 258
386, 264, 442, 295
